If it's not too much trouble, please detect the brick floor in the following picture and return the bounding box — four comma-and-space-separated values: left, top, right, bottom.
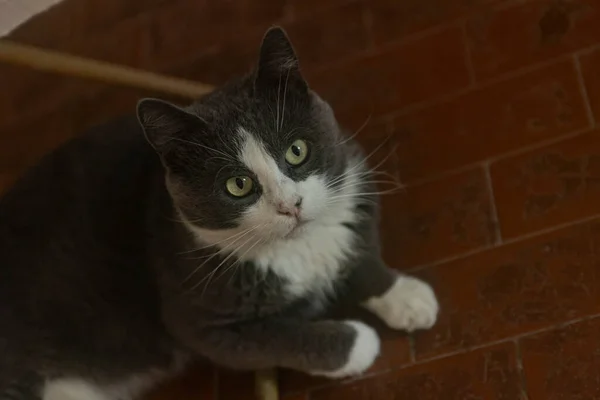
3, 0, 600, 399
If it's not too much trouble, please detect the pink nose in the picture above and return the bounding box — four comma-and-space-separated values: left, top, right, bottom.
276, 198, 302, 218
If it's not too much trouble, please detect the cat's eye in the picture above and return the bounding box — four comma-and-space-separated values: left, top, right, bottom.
225, 176, 254, 197
285, 139, 309, 166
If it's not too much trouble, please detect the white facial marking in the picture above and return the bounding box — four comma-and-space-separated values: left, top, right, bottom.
310, 321, 380, 378
238, 129, 302, 230
185, 127, 367, 298
364, 275, 439, 332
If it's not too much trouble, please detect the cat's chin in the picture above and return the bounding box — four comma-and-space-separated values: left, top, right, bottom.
282, 219, 309, 240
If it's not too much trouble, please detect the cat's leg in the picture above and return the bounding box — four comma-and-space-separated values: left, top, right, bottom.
346, 257, 439, 332
192, 319, 380, 378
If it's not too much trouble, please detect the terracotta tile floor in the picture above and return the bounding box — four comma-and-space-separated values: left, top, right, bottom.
5, 1, 600, 399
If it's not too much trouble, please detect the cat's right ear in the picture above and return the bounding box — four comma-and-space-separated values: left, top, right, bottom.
136, 98, 203, 154
254, 27, 307, 93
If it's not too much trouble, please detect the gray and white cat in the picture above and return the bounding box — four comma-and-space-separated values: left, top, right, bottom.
0, 27, 438, 400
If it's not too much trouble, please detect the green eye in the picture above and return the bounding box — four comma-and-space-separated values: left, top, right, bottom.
225, 176, 254, 197
285, 139, 309, 166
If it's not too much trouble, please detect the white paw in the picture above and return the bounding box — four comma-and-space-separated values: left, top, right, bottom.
312, 321, 380, 379
364, 275, 439, 332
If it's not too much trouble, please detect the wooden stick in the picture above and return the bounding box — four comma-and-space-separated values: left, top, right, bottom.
255, 369, 279, 400
0, 40, 214, 98
0, 39, 280, 399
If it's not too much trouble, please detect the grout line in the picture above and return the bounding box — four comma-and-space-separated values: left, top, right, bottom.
484, 128, 594, 164
347, 53, 597, 190
395, 161, 484, 189
398, 127, 593, 190
420, 315, 598, 368
514, 340, 530, 400
302, 367, 393, 397
482, 161, 503, 245
573, 54, 596, 129
385, 86, 473, 121
409, 313, 600, 372
361, 2, 375, 52
307, 20, 467, 77
406, 245, 494, 273
502, 211, 600, 245
460, 21, 477, 86
372, 42, 600, 126
382, 54, 572, 121
388, 53, 578, 120
574, 42, 600, 58
407, 210, 600, 273
306, 0, 546, 80
303, 313, 600, 395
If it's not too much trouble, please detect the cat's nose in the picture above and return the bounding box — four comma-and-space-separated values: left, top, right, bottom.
276, 197, 302, 218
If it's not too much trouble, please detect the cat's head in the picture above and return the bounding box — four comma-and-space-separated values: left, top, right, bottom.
137, 27, 361, 251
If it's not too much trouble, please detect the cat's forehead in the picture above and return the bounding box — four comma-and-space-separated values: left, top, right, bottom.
202, 115, 314, 164
237, 127, 284, 183
193, 80, 312, 140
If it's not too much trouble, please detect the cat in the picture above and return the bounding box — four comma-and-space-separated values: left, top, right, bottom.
0, 27, 438, 400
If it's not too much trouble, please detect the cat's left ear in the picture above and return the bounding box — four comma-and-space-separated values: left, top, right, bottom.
255, 27, 308, 92
137, 98, 205, 156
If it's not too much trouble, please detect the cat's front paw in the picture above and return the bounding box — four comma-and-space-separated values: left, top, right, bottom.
311, 321, 380, 379
364, 275, 439, 332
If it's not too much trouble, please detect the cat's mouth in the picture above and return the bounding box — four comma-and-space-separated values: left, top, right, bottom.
284, 219, 309, 239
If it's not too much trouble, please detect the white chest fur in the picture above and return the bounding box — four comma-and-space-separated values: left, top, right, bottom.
252, 218, 357, 297
247, 169, 363, 298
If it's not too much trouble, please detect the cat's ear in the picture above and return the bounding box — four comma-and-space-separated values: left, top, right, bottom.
255, 27, 308, 92
137, 98, 204, 154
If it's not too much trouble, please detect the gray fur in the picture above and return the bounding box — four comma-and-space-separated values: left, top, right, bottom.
0, 27, 415, 399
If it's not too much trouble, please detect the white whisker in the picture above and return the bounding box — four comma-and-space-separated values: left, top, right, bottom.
280, 67, 291, 132
220, 235, 265, 284
335, 114, 372, 146
327, 180, 403, 196
193, 231, 260, 295
327, 188, 402, 202
346, 133, 396, 175
276, 71, 282, 132
166, 137, 237, 162
179, 225, 261, 254
181, 224, 264, 285
325, 169, 397, 190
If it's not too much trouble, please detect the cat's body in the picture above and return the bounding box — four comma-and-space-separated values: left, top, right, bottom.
0, 28, 439, 400
0, 117, 185, 398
